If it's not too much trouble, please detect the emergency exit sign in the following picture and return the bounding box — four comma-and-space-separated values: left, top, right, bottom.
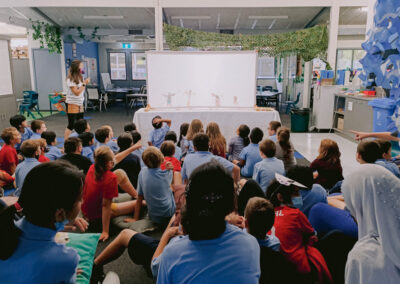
122, 43, 131, 49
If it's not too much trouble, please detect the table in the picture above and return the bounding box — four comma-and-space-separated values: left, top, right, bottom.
256, 91, 281, 110
105, 87, 140, 113
133, 107, 280, 145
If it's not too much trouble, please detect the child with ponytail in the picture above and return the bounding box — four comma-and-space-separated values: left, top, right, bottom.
228, 124, 250, 161
275, 127, 297, 171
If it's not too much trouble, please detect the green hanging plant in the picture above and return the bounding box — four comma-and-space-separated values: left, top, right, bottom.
164, 24, 328, 62
29, 19, 62, 53
91, 27, 99, 39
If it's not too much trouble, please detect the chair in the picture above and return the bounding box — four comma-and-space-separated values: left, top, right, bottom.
285, 92, 301, 114
87, 87, 107, 112
128, 85, 147, 109
19, 91, 43, 119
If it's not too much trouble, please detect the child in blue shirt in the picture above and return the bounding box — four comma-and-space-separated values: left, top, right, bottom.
228, 124, 250, 162
79, 132, 95, 163
148, 116, 171, 148
41, 131, 62, 160
95, 126, 119, 154
235, 127, 264, 177
130, 130, 145, 167
125, 146, 176, 226
9, 114, 33, 151
252, 139, 285, 193
0, 161, 87, 283
164, 130, 182, 161
30, 120, 47, 140
375, 139, 400, 178
69, 118, 90, 138
267, 121, 281, 142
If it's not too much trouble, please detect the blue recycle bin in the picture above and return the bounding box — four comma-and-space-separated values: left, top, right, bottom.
368, 98, 396, 132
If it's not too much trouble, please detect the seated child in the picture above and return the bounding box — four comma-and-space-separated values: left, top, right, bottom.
266, 177, 332, 283
164, 131, 182, 161
0, 127, 21, 175
0, 161, 84, 283
355, 140, 381, 164
41, 131, 62, 161
275, 127, 297, 171
148, 116, 171, 148
130, 130, 145, 167
113, 133, 141, 188
81, 146, 138, 241
9, 114, 33, 151
374, 139, 400, 177
206, 122, 227, 158
184, 119, 203, 155
14, 140, 41, 196
69, 119, 90, 137
267, 121, 281, 142
36, 138, 50, 162
78, 132, 94, 163
124, 122, 136, 132
310, 139, 344, 190
235, 127, 264, 177
103, 125, 119, 153
252, 139, 285, 193
228, 124, 250, 162
0, 170, 14, 193
95, 126, 119, 153
30, 120, 47, 139
178, 123, 189, 154
160, 141, 181, 172
124, 147, 176, 227
60, 137, 92, 174
286, 165, 327, 217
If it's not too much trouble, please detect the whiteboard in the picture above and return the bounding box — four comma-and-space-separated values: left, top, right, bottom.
146, 51, 257, 108
0, 40, 13, 95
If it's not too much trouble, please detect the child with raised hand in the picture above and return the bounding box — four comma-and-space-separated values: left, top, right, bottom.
0, 161, 85, 283
35, 138, 50, 162
310, 139, 344, 189
228, 124, 250, 162
374, 139, 400, 177
266, 175, 332, 283
252, 139, 285, 193
9, 114, 33, 151
164, 130, 182, 161
78, 132, 95, 163
148, 116, 171, 148
30, 120, 47, 139
235, 127, 264, 177
0, 127, 21, 175
124, 147, 176, 229
41, 131, 62, 161
267, 121, 281, 142
184, 119, 203, 155
81, 146, 139, 242
275, 127, 296, 171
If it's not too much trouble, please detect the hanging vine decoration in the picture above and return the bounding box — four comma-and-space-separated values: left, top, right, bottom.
29, 19, 62, 53
164, 24, 328, 62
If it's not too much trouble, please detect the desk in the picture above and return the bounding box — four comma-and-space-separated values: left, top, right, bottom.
133, 107, 280, 145
256, 91, 281, 110
105, 87, 140, 113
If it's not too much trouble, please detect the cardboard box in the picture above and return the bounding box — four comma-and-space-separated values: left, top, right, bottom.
321, 78, 334, 86
337, 117, 344, 130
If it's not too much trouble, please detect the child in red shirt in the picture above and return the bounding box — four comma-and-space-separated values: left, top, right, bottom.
266, 176, 332, 284
36, 138, 50, 162
81, 146, 138, 242
160, 141, 181, 172
0, 127, 21, 175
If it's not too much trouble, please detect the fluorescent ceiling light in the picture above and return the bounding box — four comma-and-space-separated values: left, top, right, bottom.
248, 16, 288, 20
171, 16, 211, 20
83, 15, 124, 20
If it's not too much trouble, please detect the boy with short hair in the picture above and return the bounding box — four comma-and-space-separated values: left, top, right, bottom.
60, 137, 92, 174
252, 139, 285, 193
160, 140, 181, 172
70, 119, 90, 138
30, 120, 47, 139
164, 131, 182, 161
148, 116, 171, 148
374, 139, 400, 177
79, 132, 95, 163
41, 131, 62, 161
235, 127, 264, 177
35, 138, 50, 162
0, 127, 21, 175
125, 146, 176, 228
356, 140, 381, 164
267, 121, 281, 142
9, 114, 33, 151
95, 126, 119, 153
124, 122, 136, 132
14, 140, 41, 196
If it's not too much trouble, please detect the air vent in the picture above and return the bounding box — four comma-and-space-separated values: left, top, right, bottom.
129, 29, 143, 35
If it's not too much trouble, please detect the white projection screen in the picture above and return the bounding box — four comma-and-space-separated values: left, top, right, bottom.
0, 40, 13, 96
146, 51, 257, 108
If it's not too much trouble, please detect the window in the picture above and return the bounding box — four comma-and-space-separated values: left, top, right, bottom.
132, 53, 147, 80
109, 52, 126, 80
258, 56, 275, 78
336, 49, 366, 71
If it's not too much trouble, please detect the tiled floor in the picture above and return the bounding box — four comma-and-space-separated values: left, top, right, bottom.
291, 133, 361, 177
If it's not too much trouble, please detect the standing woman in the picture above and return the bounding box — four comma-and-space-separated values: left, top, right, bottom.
64, 60, 90, 140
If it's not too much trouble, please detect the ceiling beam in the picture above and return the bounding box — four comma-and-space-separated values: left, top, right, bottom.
233, 13, 240, 30
32, 7, 61, 27
304, 7, 327, 28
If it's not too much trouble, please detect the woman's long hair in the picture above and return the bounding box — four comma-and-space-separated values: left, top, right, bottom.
178, 123, 189, 147
238, 124, 250, 147
277, 127, 293, 160
0, 161, 84, 260
206, 122, 226, 154
186, 119, 203, 141
67, 60, 83, 84
317, 139, 341, 165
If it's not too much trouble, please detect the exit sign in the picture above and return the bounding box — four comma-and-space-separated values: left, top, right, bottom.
122, 43, 131, 49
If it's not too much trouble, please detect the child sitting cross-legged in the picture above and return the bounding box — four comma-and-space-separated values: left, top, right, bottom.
9, 114, 33, 152
35, 138, 50, 162
235, 127, 264, 177
69, 118, 90, 138
227, 124, 250, 162
30, 120, 47, 139
41, 131, 62, 161
355, 140, 381, 164
160, 140, 181, 172
81, 146, 140, 241
275, 127, 297, 171
164, 130, 182, 161
374, 139, 400, 177
124, 146, 176, 230
267, 121, 281, 142
78, 132, 95, 163
0, 127, 21, 175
